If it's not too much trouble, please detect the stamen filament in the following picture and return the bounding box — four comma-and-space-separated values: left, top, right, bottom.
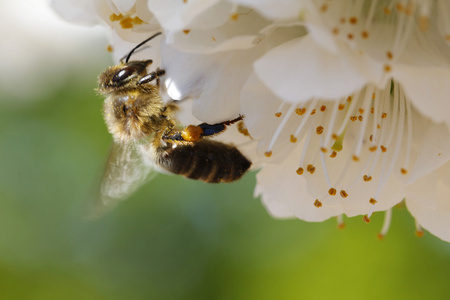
379, 208, 393, 236
267, 104, 296, 152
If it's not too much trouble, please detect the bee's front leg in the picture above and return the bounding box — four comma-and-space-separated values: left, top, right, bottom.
138, 68, 166, 86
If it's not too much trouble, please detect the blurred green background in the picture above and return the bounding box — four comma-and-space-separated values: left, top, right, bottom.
1, 2, 450, 299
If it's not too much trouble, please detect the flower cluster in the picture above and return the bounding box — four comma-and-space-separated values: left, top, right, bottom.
53, 0, 450, 241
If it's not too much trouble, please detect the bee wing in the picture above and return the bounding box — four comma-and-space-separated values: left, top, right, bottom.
89, 141, 156, 218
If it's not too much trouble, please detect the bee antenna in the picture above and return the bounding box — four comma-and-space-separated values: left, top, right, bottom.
123, 32, 162, 63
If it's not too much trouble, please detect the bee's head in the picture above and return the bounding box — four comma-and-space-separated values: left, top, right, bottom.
97, 60, 153, 94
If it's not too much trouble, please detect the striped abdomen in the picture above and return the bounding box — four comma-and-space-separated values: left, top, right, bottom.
156, 139, 251, 183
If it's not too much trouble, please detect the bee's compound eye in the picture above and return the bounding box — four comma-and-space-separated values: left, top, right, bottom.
112, 66, 133, 83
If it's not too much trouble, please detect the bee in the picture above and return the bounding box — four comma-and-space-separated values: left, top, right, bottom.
95, 32, 251, 211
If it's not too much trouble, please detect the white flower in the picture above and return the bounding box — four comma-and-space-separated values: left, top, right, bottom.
53, 0, 450, 242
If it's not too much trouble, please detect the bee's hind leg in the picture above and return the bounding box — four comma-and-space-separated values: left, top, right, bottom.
197, 115, 244, 137
162, 115, 244, 143
138, 68, 166, 86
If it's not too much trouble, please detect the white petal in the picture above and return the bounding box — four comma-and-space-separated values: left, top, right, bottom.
230, 0, 305, 20
241, 72, 301, 162
255, 142, 344, 222
93, 0, 159, 43
253, 35, 373, 104
110, 0, 136, 14
160, 6, 272, 54
161, 40, 265, 123
405, 113, 450, 184
148, 0, 227, 33
406, 162, 450, 242
108, 30, 163, 64
51, 0, 99, 26
395, 65, 450, 127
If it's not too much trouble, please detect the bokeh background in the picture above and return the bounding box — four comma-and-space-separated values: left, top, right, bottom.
1, 1, 450, 299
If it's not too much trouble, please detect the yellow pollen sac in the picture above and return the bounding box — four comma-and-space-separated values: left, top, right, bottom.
363, 175, 372, 182
320, 147, 327, 153
347, 33, 354, 40
369, 198, 377, 205
320, 105, 327, 112
400, 168, 408, 174
337, 222, 346, 230
370, 107, 374, 114
377, 233, 384, 241
415, 230, 424, 238
230, 13, 239, 21
361, 31, 369, 39
290, 134, 297, 143
295, 108, 306, 115
330, 151, 337, 158
372, 93, 376, 100
183, 0, 187, 3
296, 167, 304, 175
310, 109, 316, 115
381, 112, 387, 118
380, 145, 387, 152
352, 155, 360, 162
264, 151, 272, 157
384, 7, 391, 15
237, 122, 250, 137
181, 125, 203, 142
332, 133, 338, 140
320, 4, 328, 12
132, 16, 144, 25
328, 188, 337, 196
338, 103, 346, 110
396, 3, 404, 12
340, 190, 348, 198
274, 112, 282, 117
314, 199, 323, 208
358, 115, 363, 122
363, 215, 371, 223
369, 145, 377, 152
110, 13, 123, 22
106, 45, 114, 52
183, 29, 191, 34
332, 27, 339, 35
119, 17, 134, 29
316, 126, 324, 135
384, 64, 392, 72
347, 96, 352, 102
358, 108, 364, 114
370, 134, 373, 142
212, 36, 216, 41
307, 165, 316, 174
387, 51, 393, 60
349, 17, 358, 24
350, 116, 357, 122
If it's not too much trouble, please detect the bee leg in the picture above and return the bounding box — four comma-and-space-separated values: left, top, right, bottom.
162, 115, 245, 143
162, 125, 204, 143
138, 68, 166, 86
198, 115, 244, 137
